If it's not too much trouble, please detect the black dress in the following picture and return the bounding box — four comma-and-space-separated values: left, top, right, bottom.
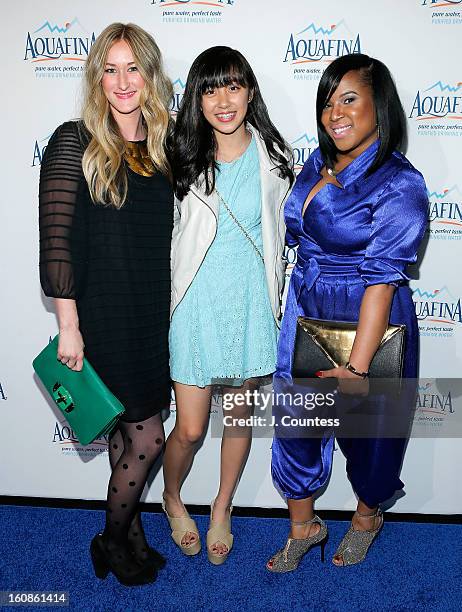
39, 121, 173, 421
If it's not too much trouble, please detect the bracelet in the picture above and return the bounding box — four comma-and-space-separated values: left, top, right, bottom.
345, 362, 369, 379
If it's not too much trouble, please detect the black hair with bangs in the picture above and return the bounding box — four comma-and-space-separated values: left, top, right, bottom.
173, 46, 294, 200
316, 53, 406, 176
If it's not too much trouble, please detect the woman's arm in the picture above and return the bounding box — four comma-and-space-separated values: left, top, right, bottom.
318, 285, 395, 384
54, 299, 84, 371
347, 284, 395, 373
39, 122, 87, 371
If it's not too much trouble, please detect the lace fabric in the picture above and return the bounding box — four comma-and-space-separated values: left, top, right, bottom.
170, 136, 278, 387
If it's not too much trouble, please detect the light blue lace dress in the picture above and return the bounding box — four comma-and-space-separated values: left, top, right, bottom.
169, 136, 278, 387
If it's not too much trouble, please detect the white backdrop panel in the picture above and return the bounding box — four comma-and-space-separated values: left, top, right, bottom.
1, 0, 461, 513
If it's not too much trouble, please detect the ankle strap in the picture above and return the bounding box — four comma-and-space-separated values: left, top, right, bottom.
290, 514, 320, 526
355, 507, 382, 518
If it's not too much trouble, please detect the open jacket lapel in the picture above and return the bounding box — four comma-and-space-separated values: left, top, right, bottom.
170, 124, 291, 323
189, 180, 220, 218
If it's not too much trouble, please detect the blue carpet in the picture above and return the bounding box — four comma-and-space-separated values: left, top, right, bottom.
0, 506, 461, 611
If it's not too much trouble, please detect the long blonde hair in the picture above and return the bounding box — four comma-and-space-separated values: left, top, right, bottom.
81, 23, 173, 208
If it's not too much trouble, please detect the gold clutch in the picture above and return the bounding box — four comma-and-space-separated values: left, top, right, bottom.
292, 317, 406, 379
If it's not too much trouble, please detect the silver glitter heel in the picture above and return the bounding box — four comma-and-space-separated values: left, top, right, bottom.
266, 515, 328, 573
333, 508, 383, 567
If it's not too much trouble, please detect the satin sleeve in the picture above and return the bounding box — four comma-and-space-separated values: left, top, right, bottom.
39, 121, 87, 299
358, 166, 428, 287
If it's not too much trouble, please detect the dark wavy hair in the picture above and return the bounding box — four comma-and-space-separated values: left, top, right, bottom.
173, 46, 294, 200
316, 53, 406, 176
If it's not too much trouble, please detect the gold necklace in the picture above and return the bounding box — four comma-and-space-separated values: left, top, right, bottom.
124, 141, 156, 177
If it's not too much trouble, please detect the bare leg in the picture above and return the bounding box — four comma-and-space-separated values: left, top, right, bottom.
162, 382, 211, 546
210, 380, 256, 556
288, 497, 321, 538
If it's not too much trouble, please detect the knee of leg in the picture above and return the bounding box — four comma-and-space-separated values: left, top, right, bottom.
175, 424, 204, 447
129, 434, 165, 462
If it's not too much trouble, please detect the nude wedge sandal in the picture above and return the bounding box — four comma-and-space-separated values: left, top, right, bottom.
207, 500, 234, 565
161, 499, 201, 556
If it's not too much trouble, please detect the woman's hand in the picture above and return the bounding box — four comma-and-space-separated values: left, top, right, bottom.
316, 366, 369, 396
57, 328, 84, 371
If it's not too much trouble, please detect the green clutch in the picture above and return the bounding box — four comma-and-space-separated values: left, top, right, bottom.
33, 335, 125, 445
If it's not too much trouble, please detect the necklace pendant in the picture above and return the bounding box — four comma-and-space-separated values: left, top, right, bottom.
327, 167, 337, 178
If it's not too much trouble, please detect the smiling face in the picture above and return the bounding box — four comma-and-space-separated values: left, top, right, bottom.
321, 69, 377, 160
201, 81, 251, 138
101, 39, 145, 119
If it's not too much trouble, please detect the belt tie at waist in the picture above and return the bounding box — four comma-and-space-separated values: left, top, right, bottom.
291, 258, 362, 299
292, 257, 320, 299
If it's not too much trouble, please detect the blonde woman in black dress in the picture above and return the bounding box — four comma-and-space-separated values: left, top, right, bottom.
39, 23, 173, 586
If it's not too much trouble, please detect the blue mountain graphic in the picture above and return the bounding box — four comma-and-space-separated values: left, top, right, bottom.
412, 288, 439, 299
427, 185, 461, 199
427, 0, 462, 5
297, 19, 349, 37
433, 286, 457, 301
412, 286, 457, 301
172, 78, 186, 89
34, 17, 79, 35
418, 382, 433, 393
291, 133, 319, 147
425, 81, 462, 94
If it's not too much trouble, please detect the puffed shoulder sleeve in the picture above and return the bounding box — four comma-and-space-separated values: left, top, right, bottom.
358, 165, 428, 287
39, 121, 87, 299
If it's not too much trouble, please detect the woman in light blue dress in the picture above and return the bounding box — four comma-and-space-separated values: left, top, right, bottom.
170, 136, 278, 386
162, 47, 294, 565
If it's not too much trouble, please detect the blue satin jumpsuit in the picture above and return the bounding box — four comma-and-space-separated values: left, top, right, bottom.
271, 141, 428, 507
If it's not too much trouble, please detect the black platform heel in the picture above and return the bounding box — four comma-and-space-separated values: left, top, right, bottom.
90, 534, 157, 586
90, 536, 110, 579
140, 546, 167, 570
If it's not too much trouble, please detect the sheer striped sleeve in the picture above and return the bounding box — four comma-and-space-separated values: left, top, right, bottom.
39, 121, 87, 299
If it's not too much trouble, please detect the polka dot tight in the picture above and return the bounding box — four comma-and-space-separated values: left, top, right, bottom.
105, 414, 164, 553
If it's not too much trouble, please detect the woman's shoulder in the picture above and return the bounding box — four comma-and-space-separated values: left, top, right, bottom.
385, 150, 427, 191
49, 120, 90, 151
41, 120, 89, 174
389, 149, 421, 171
246, 123, 292, 174
298, 147, 322, 177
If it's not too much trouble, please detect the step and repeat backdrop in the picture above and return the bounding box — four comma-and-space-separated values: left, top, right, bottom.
1, 0, 461, 513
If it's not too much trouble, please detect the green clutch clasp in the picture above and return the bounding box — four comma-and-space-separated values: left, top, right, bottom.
52, 382, 75, 413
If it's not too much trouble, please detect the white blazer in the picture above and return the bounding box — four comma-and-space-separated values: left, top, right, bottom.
170, 124, 292, 325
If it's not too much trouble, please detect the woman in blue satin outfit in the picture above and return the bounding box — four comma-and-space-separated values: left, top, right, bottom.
267, 54, 428, 572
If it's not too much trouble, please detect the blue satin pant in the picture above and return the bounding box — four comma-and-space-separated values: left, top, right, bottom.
271, 273, 418, 508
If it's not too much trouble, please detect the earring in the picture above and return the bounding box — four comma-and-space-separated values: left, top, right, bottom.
377, 124, 381, 138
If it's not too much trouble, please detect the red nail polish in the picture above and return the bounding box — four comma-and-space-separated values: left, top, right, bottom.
315, 371, 323, 377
